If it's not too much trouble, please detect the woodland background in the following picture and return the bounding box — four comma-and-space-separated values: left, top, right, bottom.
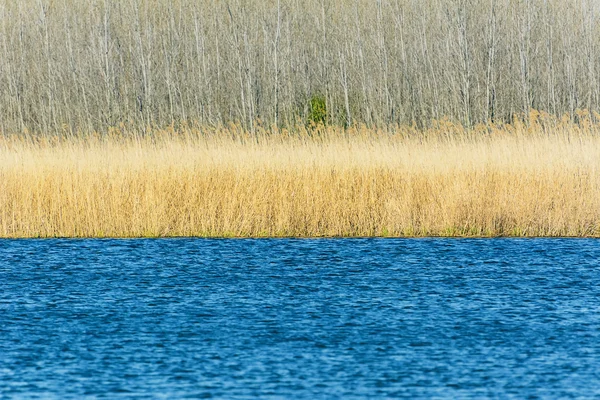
0, 0, 598, 133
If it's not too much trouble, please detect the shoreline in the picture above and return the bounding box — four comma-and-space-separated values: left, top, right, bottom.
2, 235, 600, 240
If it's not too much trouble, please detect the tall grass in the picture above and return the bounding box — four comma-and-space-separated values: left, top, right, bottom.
2, 116, 600, 238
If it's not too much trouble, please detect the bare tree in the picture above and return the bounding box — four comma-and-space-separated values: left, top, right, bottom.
1, 0, 599, 134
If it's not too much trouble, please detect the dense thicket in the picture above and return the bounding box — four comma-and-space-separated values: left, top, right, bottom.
1, 0, 599, 132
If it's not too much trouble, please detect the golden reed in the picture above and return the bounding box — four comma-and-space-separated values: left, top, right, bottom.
1, 112, 600, 238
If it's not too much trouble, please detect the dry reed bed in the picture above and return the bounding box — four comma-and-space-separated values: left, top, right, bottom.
1, 123, 600, 238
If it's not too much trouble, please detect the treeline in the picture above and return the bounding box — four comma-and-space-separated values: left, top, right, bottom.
0, 0, 599, 133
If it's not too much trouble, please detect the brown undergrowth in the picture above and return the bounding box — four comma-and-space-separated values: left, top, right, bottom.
1, 115, 600, 238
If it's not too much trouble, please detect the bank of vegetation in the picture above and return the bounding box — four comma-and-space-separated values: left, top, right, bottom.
1, 116, 600, 238
1, 0, 600, 237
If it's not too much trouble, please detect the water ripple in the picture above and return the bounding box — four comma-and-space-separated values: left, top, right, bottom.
1, 239, 599, 398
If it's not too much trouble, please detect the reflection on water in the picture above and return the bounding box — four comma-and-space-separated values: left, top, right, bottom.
1, 239, 599, 398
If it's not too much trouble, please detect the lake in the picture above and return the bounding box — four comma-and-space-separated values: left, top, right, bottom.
1, 239, 599, 398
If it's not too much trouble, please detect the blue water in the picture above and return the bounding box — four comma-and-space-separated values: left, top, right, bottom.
1, 239, 600, 398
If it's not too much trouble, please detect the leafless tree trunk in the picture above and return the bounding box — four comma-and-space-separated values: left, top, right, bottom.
1, 0, 599, 134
